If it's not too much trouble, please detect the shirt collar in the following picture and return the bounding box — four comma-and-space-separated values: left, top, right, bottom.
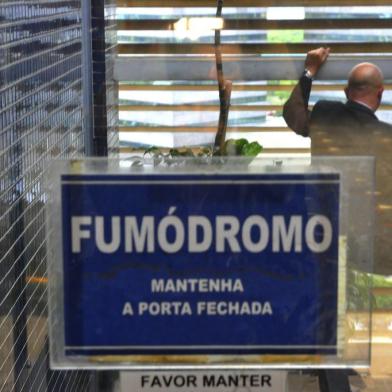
352, 99, 374, 112
346, 100, 378, 120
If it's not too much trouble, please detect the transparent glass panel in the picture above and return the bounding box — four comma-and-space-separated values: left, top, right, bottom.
111, 2, 392, 380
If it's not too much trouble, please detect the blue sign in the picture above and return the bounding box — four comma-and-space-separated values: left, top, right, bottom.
61, 173, 339, 356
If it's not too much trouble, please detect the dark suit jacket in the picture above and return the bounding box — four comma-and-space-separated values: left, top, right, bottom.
283, 76, 392, 275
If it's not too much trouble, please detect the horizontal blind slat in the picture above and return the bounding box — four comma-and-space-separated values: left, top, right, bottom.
120, 126, 290, 132
117, 19, 392, 31
116, 0, 392, 6
118, 43, 392, 55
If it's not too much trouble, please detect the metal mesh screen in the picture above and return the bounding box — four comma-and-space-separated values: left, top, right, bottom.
0, 1, 95, 390
105, 0, 120, 156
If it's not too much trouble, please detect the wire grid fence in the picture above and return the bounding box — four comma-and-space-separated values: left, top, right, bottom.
0, 1, 95, 390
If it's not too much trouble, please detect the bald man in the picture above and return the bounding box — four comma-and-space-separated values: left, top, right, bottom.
283, 47, 388, 142
283, 48, 392, 276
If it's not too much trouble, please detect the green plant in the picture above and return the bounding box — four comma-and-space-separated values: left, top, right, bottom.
142, 138, 263, 166
347, 270, 374, 311
222, 138, 263, 156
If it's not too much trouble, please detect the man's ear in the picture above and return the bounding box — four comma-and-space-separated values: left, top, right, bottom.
344, 87, 349, 100
378, 87, 384, 102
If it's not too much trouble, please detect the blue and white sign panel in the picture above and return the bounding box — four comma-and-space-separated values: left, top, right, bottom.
61, 173, 339, 357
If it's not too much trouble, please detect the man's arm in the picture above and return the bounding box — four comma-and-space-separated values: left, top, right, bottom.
283, 47, 330, 136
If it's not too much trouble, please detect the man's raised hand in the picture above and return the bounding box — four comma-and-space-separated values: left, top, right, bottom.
305, 47, 330, 77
